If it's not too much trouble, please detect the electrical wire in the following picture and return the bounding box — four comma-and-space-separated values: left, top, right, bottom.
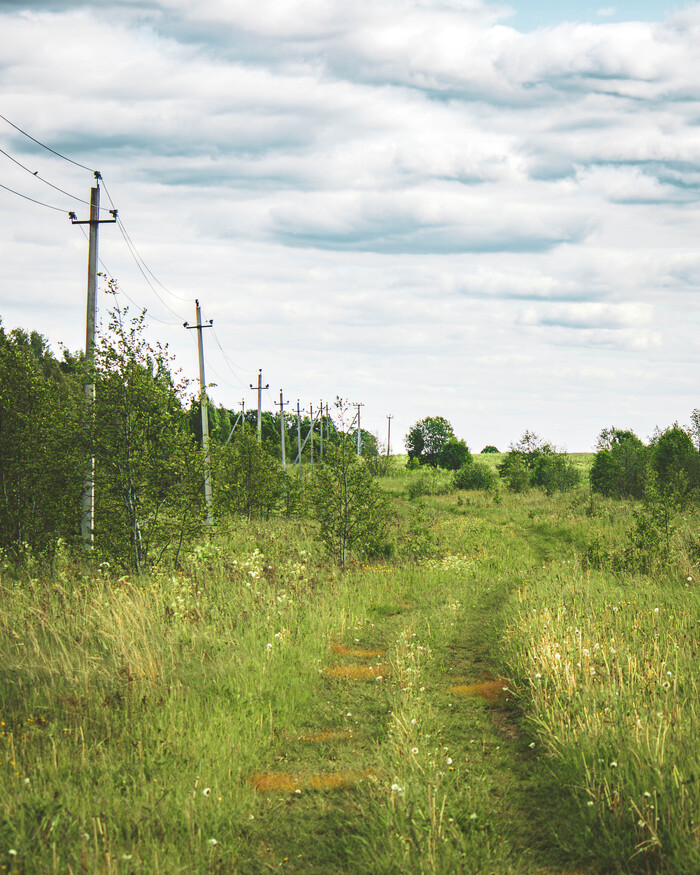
0, 112, 95, 173
75, 224, 183, 326
0, 180, 71, 213
0, 146, 107, 210
210, 327, 247, 387
100, 176, 191, 303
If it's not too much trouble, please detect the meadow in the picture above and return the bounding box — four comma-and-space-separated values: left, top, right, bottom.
1, 455, 698, 873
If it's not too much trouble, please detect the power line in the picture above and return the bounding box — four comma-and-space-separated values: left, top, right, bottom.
100, 176, 191, 303
0, 180, 70, 213
0, 112, 95, 173
0, 146, 105, 209
211, 326, 247, 387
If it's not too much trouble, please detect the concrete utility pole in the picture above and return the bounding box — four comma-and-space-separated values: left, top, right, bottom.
184, 301, 214, 527
70, 172, 117, 549
296, 400, 303, 481
250, 369, 269, 442
387, 414, 394, 457
309, 403, 314, 476
354, 402, 365, 457
319, 399, 323, 461
275, 390, 288, 471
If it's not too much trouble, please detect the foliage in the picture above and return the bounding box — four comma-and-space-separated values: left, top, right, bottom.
438, 436, 472, 471
650, 423, 699, 497
92, 301, 206, 570
481, 445, 499, 454
213, 425, 284, 521
498, 431, 579, 494
0, 323, 84, 554
310, 403, 390, 565
589, 427, 649, 500
404, 415, 455, 467
453, 461, 498, 491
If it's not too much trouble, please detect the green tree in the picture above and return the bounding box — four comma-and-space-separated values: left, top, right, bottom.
438, 437, 471, 470
405, 416, 456, 467
214, 425, 284, 520
650, 424, 699, 497
310, 401, 390, 565
481, 445, 499, 454
590, 428, 649, 500
92, 302, 205, 570
0, 324, 83, 554
498, 431, 579, 494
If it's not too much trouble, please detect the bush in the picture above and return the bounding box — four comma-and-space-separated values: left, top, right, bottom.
590, 428, 649, 500
481, 445, 499, 454
438, 437, 472, 470
453, 462, 497, 491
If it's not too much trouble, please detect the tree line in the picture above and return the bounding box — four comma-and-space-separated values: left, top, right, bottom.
0, 305, 385, 570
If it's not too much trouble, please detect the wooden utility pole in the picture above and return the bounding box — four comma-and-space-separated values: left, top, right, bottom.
184, 301, 214, 526
70, 172, 117, 549
387, 414, 394, 457
275, 390, 288, 471
309, 403, 314, 476
319, 399, 323, 460
250, 369, 269, 442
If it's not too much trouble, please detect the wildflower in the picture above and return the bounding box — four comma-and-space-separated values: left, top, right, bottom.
535, 673, 541, 679
295, 789, 302, 795
208, 838, 218, 846
411, 718, 417, 725
391, 783, 403, 792
446, 757, 453, 765
688, 576, 693, 582
654, 608, 659, 613
637, 819, 645, 828
587, 800, 594, 807
8, 850, 16, 857
411, 747, 419, 755
529, 742, 536, 748
583, 649, 589, 656
610, 761, 618, 768
469, 813, 477, 820
266, 643, 272, 651
555, 653, 561, 660
203, 788, 211, 797
375, 676, 383, 682
662, 681, 671, 689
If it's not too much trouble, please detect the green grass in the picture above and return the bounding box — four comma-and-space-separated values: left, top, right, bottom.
0, 477, 698, 873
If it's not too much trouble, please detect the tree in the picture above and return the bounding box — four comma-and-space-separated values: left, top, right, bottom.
650, 424, 699, 497
405, 416, 455, 467
214, 425, 284, 520
481, 445, 499, 454
590, 428, 649, 500
0, 324, 84, 555
92, 301, 205, 570
498, 431, 579, 494
438, 437, 471, 470
310, 401, 390, 565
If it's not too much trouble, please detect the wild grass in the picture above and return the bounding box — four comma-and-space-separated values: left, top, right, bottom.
0, 472, 698, 873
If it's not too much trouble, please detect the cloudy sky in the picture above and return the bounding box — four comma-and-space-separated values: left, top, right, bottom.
1, 0, 699, 452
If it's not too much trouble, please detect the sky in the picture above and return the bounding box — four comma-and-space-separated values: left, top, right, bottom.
1, 0, 699, 453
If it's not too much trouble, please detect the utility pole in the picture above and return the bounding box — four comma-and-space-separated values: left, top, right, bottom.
70, 172, 117, 549
354, 402, 365, 457
275, 390, 288, 471
296, 400, 303, 482
309, 403, 314, 476
250, 369, 269, 442
319, 399, 323, 461
387, 414, 394, 457
326, 402, 331, 442
184, 301, 214, 527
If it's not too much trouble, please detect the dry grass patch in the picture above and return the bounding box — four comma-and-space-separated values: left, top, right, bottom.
297, 728, 354, 743
249, 769, 373, 793
449, 677, 511, 702
324, 664, 388, 681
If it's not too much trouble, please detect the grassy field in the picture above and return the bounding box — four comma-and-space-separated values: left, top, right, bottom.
1, 461, 698, 873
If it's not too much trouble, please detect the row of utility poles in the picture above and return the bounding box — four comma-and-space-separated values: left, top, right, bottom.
75, 174, 393, 548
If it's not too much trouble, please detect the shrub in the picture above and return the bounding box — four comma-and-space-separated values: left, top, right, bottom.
481, 445, 499, 454
453, 462, 497, 491
438, 437, 472, 470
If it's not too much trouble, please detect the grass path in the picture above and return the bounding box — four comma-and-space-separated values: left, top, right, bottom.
238, 526, 593, 874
